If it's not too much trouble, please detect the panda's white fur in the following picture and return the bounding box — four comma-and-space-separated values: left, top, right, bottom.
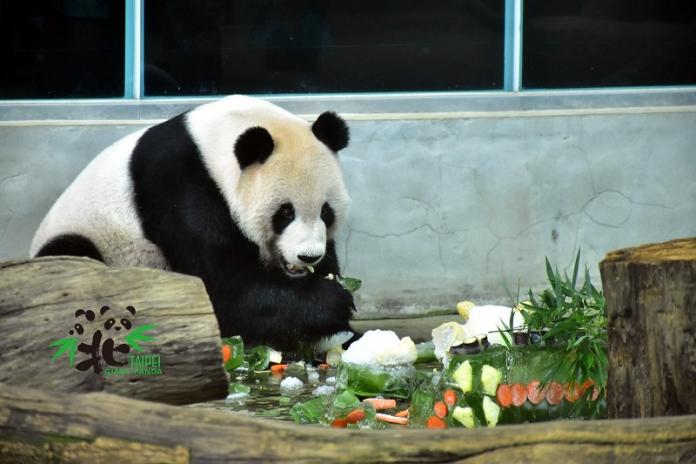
30, 128, 169, 268
31, 95, 349, 276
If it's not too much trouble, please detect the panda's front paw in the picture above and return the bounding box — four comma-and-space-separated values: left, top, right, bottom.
315, 278, 355, 323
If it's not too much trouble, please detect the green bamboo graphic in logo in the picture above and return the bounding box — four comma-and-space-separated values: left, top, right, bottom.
49, 306, 159, 375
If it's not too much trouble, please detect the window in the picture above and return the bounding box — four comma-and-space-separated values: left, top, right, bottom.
0, 1, 694, 100
144, 0, 505, 96
523, 1, 696, 88
0, 1, 125, 99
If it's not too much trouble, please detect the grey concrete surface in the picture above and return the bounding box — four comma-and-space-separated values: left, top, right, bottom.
1, 97, 695, 316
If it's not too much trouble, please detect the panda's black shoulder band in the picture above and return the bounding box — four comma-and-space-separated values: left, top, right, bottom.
235, 126, 274, 169
312, 111, 349, 153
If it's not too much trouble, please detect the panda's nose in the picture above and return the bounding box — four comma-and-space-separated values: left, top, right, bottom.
297, 254, 322, 264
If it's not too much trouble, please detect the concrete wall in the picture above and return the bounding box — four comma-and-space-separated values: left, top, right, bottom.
1, 92, 695, 315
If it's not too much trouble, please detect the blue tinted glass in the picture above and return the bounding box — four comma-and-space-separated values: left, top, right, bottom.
144, 0, 505, 95
523, 1, 696, 88
0, 1, 125, 98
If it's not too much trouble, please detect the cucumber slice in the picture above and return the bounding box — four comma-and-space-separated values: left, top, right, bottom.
482, 395, 501, 427
452, 360, 473, 392
480, 364, 502, 396
452, 406, 476, 428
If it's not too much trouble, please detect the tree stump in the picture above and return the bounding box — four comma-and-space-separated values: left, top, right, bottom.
600, 238, 696, 418
0, 383, 695, 463
0, 257, 229, 405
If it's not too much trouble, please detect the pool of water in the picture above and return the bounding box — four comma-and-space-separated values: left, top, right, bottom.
187, 362, 440, 421
187, 365, 339, 420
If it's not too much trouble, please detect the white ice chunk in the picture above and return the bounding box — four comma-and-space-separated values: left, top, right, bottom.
312, 385, 335, 396
341, 330, 417, 366
279, 376, 304, 394
307, 371, 320, 383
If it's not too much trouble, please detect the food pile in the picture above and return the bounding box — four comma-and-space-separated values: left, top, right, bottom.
221, 253, 608, 429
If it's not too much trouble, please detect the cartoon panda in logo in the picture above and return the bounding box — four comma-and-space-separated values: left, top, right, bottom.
31, 96, 357, 351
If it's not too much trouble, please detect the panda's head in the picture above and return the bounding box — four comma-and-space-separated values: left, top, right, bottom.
233, 111, 350, 278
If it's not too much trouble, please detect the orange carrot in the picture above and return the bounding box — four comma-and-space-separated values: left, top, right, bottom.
221, 345, 232, 363
564, 383, 582, 402
395, 409, 410, 418
591, 385, 601, 401
318, 363, 330, 370
527, 380, 546, 405
375, 413, 409, 425
331, 418, 348, 428
345, 408, 366, 424
581, 379, 594, 394
433, 401, 448, 419
546, 382, 564, 405
496, 384, 513, 408
270, 364, 287, 375
443, 389, 457, 407
362, 398, 397, 410
426, 415, 446, 429
511, 383, 527, 407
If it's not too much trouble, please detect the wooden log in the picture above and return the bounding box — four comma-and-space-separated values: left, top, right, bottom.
0, 383, 695, 463
600, 237, 696, 418
0, 257, 228, 405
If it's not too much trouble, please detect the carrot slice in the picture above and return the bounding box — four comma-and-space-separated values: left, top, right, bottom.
581, 379, 594, 394
426, 415, 447, 429
443, 389, 457, 407
564, 383, 582, 402
395, 409, 410, 418
496, 384, 513, 408
331, 418, 348, 428
221, 345, 232, 363
318, 363, 330, 370
433, 401, 448, 419
511, 383, 527, 407
546, 382, 564, 405
592, 385, 601, 401
270, 364, 287, 375
363, 398, 397, 410
375, 413, 409, 425
345, 408, 366, 424
527, 380, 546, 405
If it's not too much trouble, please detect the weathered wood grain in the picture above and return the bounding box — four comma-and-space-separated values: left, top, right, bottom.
0, 383, 695, 463
0, 257, 228, 405
600, 237, 696, 418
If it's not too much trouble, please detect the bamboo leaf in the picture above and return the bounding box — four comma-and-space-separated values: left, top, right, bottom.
49, 337, 79, 367
124, 324, 157, 352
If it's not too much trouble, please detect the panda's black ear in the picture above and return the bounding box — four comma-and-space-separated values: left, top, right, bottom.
235, 126, 274, 169
312, 111, 349, 153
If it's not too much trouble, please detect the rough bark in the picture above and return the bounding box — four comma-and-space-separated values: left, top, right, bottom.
600, 237, 696, 418
0, 256, 229, 405
0, 383, 695, 463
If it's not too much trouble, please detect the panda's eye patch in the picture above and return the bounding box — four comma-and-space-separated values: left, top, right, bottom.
321, 202, 335, 228
272, 203, 295, 234
104, 318, 116, 330
121, 318, 132, 330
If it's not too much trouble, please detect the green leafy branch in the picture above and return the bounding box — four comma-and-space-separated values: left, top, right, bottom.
519, 250, 608, 391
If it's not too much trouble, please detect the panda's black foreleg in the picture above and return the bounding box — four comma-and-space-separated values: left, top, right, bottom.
211, 275, 356, 352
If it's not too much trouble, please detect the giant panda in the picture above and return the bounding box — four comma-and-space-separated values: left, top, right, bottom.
30, 95, 356, 351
